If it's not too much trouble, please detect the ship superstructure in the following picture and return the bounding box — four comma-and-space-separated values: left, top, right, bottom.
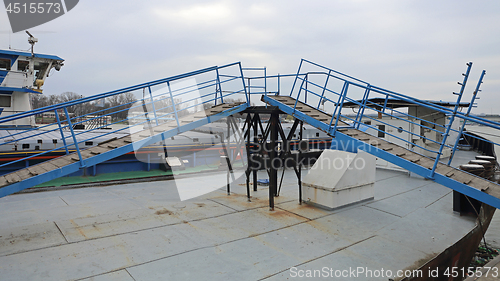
0, 34, 64, 128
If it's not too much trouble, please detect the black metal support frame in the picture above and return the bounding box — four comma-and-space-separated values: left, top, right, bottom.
241, 106, 304, 210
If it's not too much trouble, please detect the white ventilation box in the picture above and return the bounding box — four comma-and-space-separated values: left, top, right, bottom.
302, 150, 376, 210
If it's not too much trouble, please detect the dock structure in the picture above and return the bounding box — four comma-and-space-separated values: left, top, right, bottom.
0, 59, 499, 213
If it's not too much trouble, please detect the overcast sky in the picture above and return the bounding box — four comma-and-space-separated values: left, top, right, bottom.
1, 0, 499, 114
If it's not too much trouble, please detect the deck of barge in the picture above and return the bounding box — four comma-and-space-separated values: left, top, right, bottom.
0, 151, 484, 281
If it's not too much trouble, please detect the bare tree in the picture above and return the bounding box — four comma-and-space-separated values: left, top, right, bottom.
60, 92, 82, 114
106, 92, 137, 121
31, 91, 138, 123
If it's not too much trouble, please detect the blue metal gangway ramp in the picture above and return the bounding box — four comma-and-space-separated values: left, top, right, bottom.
262, 59, 500, 210
0, 63, 250, 198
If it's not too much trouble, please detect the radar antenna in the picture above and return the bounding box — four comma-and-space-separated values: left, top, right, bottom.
25, 31, 38, 56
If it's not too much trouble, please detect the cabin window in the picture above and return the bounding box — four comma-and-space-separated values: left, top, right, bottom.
17, 60, 29, 71
377, 125, 386, 138
22, 144, 30, 149
85, 141, 93, 146
37, 139, 43, 143
35, 146, 40, 150
364, 121, 371, 125
316, 132, 320, 137
53, 139, 58, 144
193, 138, 199, 142
0, 95, 11, 107
0, 59, 11, 70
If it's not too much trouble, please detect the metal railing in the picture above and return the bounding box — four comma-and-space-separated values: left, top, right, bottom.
0, 62, 249, 173
283, 59, 500, 179
1, 58, 499, 182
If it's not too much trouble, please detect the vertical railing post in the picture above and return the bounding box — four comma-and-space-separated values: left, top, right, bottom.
277, 73, 281, 96
247, 78, 251, 99
331, 82, 350, 136
238, 63, 250, 106
298, 120, 303, 205
54, 109, 69, 155
355, 85, 371, 129
63, 107, 85, 167
148, 85, 159, 126
264, 67, 268, 108
317, 70, 332, 110
429, 62, 472, 178
167, 81, 181, 129
289, 59, 304, 97
448, 69, 486, 165
293, 75, 307, 114
382, 95, 389, 115
264, 67, 267, 98
215, 68, 222, 105
304, 73, 308, 104
329, 81, 348, 128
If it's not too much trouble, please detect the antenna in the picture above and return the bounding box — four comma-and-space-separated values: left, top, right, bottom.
26, 31, 38, 56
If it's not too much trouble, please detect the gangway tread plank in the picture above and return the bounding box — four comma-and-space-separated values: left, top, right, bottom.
26, 167, 40, 176
26, 166, 49, 176
39, 162, 60, 172
97, 137, 118, 146
448, 171, 478, 186
89, 146, 110, 155
0, 102, 248, 198
263, 95, 500, 209
413, 158, 435, 169
5, 173, 22, 184
80, 149, 99, 159
46, 157, 74, 168
437, 167, 459, 178
468, 178, 490, 192
16, 169, 32, 181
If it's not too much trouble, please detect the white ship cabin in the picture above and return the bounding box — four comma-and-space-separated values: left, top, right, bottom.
0, 49, 64, 129
343, 98, 469, 170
